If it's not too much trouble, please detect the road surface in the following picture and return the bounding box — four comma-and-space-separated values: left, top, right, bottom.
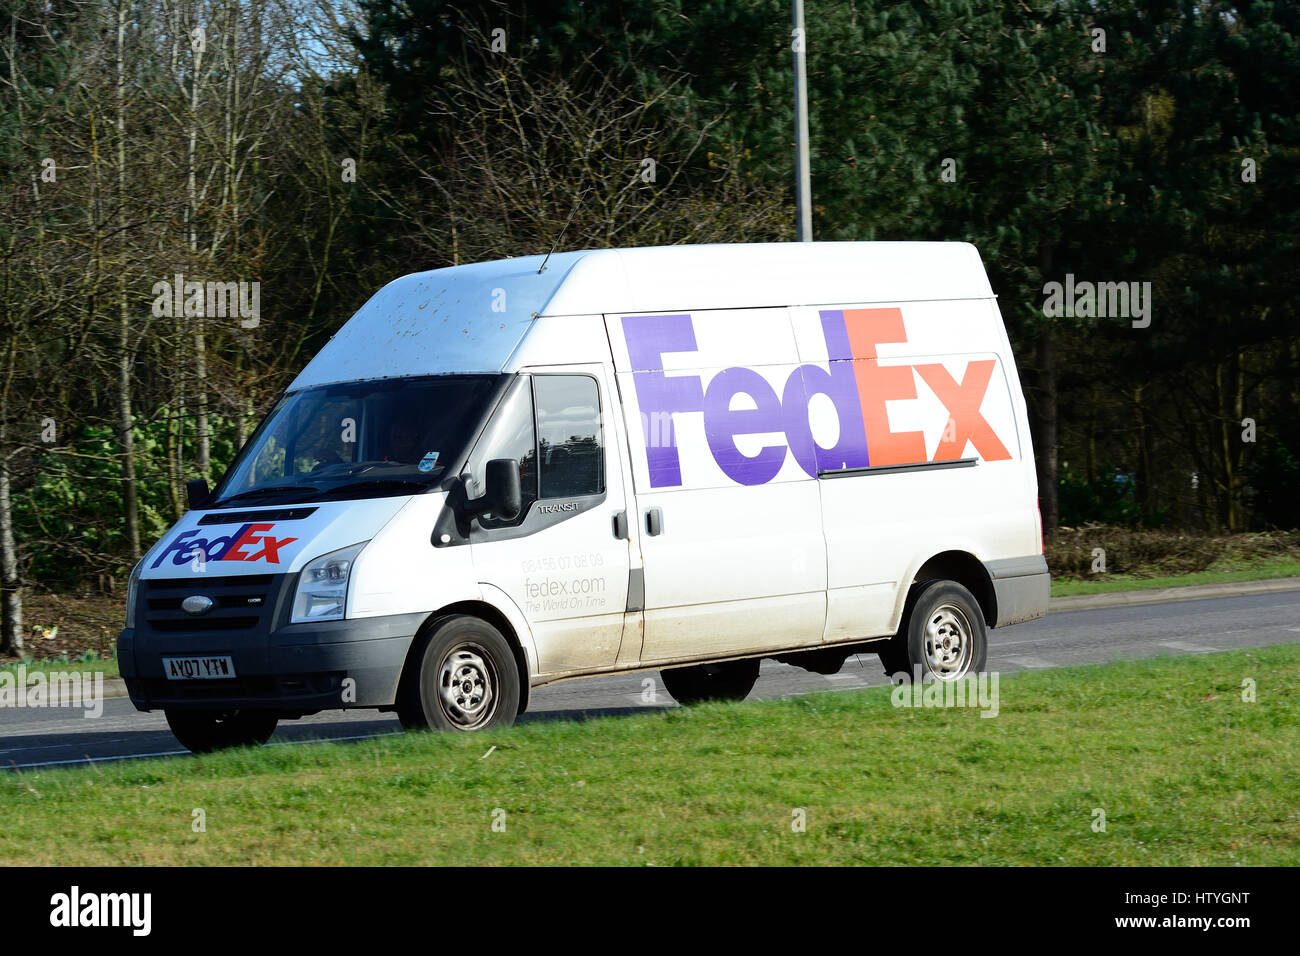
3, 590, 1298, 769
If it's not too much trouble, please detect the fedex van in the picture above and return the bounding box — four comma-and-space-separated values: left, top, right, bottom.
117, 242, 1049, 753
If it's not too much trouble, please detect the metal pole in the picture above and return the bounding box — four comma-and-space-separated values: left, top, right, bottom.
792, 0, 813, 241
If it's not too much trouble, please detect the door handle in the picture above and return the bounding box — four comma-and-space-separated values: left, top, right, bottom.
612, 511, 628, 540
644, 507, 664, 536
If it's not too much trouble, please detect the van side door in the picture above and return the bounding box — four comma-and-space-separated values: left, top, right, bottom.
605, 308, 828, 665
789, 301, 1026, 641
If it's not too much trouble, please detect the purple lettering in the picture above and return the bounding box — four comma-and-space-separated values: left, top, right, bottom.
621, 310, 876, 488
621, 314, 705, 488
204, 530, 243, 561
817, 308, 854, 360
783, 312, 870, 476
152, 529, 199, 569
703, 367, 787, 485
174, 537, 209, 566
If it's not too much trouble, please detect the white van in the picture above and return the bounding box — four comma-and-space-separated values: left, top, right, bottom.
118, 242, 1049, 752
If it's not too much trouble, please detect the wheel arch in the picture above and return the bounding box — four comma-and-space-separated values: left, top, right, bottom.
895, 550, 997, 631
402, 600, 533, 715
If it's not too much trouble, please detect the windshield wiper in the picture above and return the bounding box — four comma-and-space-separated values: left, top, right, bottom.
211, 485, 321, 506
342, 461, 409, 476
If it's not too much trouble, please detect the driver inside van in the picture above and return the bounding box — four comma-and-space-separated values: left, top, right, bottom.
384, 415, 424, 464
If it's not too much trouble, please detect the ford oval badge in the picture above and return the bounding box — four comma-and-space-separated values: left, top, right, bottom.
182, 595, 214, 616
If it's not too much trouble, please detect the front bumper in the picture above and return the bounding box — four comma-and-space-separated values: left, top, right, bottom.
118, 611, 426, 713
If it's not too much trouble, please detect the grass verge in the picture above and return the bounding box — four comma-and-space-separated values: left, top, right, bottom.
0, 652, 119, 680
1051, 556, 1300, 597
3, 645, 1297, 865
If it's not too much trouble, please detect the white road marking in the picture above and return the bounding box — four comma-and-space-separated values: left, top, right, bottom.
1001, 656, 1055, 669
992, 625, 1264, 651
0, 736, 155, 756
10, 749, 190, 769
5, 730, 407, 770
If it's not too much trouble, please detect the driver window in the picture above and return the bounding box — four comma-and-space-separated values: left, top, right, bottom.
469, 379, 538, 527
536, 375, 602, 498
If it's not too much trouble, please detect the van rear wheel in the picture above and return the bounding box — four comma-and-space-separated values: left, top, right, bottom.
878, 580, 988, 682
659, 658, 760, 705
165, 709, 279, 754
397, 615, 520, 732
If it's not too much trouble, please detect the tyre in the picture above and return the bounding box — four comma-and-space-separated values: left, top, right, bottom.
165, 709, 279, 754
877, 579, 987, 682
659, 657, 760, 705
396, 615, 520, 732
876, 640, 910, 681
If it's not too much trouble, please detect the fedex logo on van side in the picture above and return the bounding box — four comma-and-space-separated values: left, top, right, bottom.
149, 523, 299, 569
622, 308, 1012, 488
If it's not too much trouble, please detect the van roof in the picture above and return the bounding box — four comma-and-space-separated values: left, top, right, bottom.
290, 241, 993, 390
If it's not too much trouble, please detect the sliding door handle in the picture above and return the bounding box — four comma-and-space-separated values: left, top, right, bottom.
645, 507, 664, 537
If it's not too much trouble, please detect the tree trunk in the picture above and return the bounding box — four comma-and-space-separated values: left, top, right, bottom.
165, 402, 182, 521
1036, 329, 1060, 534
188, 31, 211, 482
1134, 384, 1155, 519
1215, 354, 1245, 533
0, 454, 24, 657
1230, 349, 1245, 531
115, 0, 140, 560
194, 324, 210, 481
175, 389, 188, 518
1035, 238, 1060, 534
117, 319, 140, 559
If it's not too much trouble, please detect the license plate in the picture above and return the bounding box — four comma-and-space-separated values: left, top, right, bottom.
162, 655, 237, 680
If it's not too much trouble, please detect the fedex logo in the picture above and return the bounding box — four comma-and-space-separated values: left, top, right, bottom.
150, 523, 299, 569
623, 308, 1012, 488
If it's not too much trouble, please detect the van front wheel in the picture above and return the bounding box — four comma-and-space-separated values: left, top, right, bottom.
878, 580, 988, 682
397, 615, 520, 732
659, 658, 760, 705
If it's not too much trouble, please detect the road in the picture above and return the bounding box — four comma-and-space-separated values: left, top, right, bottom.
4, 589, 1298, 769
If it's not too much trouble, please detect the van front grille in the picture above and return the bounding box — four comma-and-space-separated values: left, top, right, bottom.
143, 575, 277, 634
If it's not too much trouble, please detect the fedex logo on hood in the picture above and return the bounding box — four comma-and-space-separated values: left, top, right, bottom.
622, 308, 1012, 488
150, 522, 299, 569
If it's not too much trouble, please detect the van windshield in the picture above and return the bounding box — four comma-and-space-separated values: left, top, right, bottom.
209, 375, 502, 507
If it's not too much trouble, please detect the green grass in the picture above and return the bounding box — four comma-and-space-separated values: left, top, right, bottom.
3, 645, 1298, 865
0, 651, 119, 679
1051, 556, 1300, 597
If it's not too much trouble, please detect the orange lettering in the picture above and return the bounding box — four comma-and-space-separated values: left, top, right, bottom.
843, 308, 926, 466
913, 361, 1011, 461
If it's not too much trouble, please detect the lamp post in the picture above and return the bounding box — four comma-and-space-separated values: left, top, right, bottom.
793, 0, 813, 241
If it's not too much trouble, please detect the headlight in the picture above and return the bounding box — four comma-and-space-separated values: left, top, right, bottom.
291, 542, 366, 624
124, 560, 142, 629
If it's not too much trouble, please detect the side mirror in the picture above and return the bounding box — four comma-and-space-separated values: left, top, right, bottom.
484, 458, 522, 521
463, 459, 522, 522
186, 478, 210, 509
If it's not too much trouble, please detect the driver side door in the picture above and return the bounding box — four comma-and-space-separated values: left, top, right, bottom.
465, 368, 636, 678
